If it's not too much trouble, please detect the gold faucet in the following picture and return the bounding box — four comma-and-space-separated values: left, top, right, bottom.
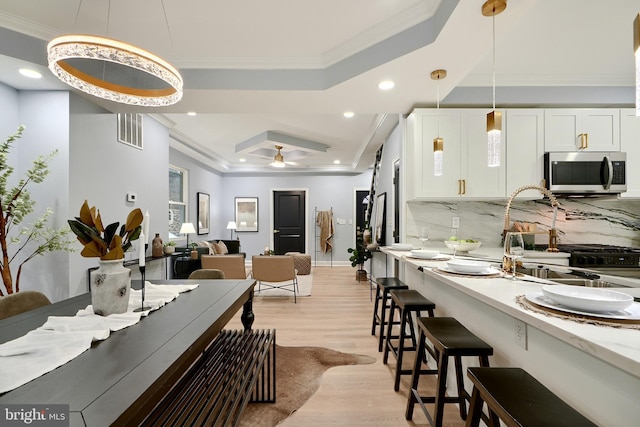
503, 185, 560, 252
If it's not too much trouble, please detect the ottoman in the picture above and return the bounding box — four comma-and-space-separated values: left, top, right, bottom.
285, 252, 312, 275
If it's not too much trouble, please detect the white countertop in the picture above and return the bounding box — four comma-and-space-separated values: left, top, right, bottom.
381, 246, 640, 380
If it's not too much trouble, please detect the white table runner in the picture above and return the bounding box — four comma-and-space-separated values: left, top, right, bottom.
0, 282, 198, 393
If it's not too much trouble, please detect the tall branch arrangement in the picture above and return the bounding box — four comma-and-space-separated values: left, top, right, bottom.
0, 126, 75, 296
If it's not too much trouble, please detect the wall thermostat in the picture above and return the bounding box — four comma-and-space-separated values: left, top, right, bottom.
126, 192, 137, 202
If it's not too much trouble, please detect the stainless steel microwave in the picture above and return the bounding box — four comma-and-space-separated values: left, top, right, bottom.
544, 152, 627, 194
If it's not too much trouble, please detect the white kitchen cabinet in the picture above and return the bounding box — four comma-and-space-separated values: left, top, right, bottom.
619, 108, 640, 198
405, 108, 505, 199
505, 109, 544, 197
544, 109, 619, 152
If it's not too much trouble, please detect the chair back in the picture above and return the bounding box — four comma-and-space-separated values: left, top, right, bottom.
251, 255, 296, 282
201, 255, 248, 279
188, 269, 226, 280
0, 290, 51, 321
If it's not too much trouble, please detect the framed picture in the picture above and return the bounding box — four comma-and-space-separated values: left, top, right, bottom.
374, 192, 386, 246
197, 192, 210, 235
235, 197, 258, 232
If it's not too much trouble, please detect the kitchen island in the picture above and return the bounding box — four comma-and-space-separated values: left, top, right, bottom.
376, 247, 640, 427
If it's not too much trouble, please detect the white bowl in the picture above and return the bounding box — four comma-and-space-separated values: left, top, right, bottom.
444, 240, 482, 253
446, 259, 491, 274
542, 285, 633, 313
390, 243, 413, 251
410, 249, 440, 259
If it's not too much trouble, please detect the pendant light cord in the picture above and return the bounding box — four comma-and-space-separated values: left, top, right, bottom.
492, 13, 496, 111
436, 77, 441, 136
161, 0, 175, 47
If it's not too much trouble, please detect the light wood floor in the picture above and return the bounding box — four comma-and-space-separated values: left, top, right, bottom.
227, 266, 466, 427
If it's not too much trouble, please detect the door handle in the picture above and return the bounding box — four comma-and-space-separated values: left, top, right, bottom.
462, 179, 466, 195
579, 133, 588, 149
273, 229, 279, 233
458, 179, 462, 195
603, 156, 613, 190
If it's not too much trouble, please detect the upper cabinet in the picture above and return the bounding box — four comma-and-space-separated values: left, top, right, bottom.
619, 109, 640, 199
405, 109, 505, 199
544, 109, 620, 152
505, 109, 544, 196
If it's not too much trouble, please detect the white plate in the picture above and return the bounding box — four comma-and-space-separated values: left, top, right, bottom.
443, 240, 482, 252
437, 265, 502, 276
541, 285, 633, 313
446, 259, 491, 273
410, 249, 440, 259
390, 243, 413, 251
525, 292, 640, 319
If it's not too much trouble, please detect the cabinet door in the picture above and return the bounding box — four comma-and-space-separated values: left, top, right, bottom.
581, 109, 620, 151
506, 109, 544, 196
544, 109, 620, 151
461, 110, 505, 198
409, 109, 461, 198
544, 109, 581, 151
619, 109, 640, 198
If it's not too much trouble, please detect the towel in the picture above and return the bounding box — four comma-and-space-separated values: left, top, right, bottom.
316, 210, 334, 253
0, 282, 198, 394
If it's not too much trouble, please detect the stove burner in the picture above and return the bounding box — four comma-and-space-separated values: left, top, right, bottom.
553, 244, 640, 269
555, 244, 640, 254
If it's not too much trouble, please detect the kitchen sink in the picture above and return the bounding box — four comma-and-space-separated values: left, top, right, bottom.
517, 267, 628, 288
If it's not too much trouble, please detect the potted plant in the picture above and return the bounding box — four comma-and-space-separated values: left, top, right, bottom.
68, 200, 143, 315
163, 241, 176, 255
348, 225, 372, 281
189, 242, 199, 259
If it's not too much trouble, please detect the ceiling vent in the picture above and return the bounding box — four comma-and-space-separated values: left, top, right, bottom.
117, 113, 143, 149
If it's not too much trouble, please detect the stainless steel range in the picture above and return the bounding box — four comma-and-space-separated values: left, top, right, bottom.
555, 244, 640, 277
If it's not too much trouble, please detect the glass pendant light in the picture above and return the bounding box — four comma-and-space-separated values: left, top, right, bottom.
482, 0, 506, 167
431, 69, 447, 176
634, 14, 640, 116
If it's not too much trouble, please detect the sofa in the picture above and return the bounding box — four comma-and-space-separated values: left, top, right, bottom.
172, 239, 245, 279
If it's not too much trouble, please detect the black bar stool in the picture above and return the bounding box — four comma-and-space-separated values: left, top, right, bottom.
465, 367, 598, 427
406, 317, 497, 427
383, 289, 436, 391
370, 277, 408, 352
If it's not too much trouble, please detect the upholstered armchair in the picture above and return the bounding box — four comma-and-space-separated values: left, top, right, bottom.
201, 255, 249, 279
251, 255, 298, 303
0, 290, 51, 320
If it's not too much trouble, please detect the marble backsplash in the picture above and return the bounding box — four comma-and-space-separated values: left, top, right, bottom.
406, 197, 640, 250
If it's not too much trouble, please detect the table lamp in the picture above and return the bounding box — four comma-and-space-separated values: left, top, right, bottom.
227, 221, 237, 239
179, 222, 196, 253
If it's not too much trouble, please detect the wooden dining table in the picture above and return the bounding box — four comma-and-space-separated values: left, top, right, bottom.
0, 279, 255, 426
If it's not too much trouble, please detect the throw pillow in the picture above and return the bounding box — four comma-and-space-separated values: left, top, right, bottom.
212, 241, 227, 255
198, 241, 214, 255
215, 240, 229, 255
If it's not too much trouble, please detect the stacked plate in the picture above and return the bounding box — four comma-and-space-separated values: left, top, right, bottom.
541, 285, 633, 313
409, 249, 441, 259
438, 259, 500, 276
390, 243, 413, 251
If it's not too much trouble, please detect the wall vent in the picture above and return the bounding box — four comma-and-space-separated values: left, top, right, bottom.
117, 113, 143, 149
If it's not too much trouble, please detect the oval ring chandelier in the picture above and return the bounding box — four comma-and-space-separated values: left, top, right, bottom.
47, 34, 183, 107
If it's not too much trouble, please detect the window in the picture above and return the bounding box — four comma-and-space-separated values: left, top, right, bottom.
169, 165, 188, 238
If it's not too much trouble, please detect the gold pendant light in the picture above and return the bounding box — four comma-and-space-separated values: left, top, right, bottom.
483, 0, 506, 167
271, 145, 286, 168
431, 69, 447, 176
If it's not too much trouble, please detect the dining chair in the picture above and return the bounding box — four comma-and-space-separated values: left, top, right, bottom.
187, 269, 226, 280
201, 255, 250, 279
0, 290, 51, 321
251, 255, 298, 303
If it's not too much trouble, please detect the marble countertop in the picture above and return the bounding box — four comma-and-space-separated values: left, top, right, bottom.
381, 246, 640, 380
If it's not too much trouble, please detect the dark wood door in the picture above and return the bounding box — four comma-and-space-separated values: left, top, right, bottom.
273, 190, 305, 254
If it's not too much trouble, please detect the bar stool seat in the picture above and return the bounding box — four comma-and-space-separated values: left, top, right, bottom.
370, 277, 408, 352
406, 317, 497, 427
465, 367, 598, 427
383, 289, 436, 391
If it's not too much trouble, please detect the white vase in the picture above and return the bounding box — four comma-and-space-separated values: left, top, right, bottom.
163, 245, 175, 255
90, 258, 131, 316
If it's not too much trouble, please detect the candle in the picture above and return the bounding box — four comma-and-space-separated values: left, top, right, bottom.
144, 210, 150, 243
139, 231, 145, 267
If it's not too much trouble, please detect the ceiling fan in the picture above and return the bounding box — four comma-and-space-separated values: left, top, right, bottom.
270, 145, 299, 167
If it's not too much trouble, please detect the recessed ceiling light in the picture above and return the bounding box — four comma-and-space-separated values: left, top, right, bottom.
18, 68, 42, 79
187, 111, 197, 116
378, 80, 395, 90
343, 111, 354, 118
334, 160, 341, 164
239, 158, 246, 162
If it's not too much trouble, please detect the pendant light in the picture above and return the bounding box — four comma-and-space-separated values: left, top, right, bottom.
634, 14, 640, 116
271, 145, 286, 168
431, 69, 447, 176
482, 0, 506, 167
